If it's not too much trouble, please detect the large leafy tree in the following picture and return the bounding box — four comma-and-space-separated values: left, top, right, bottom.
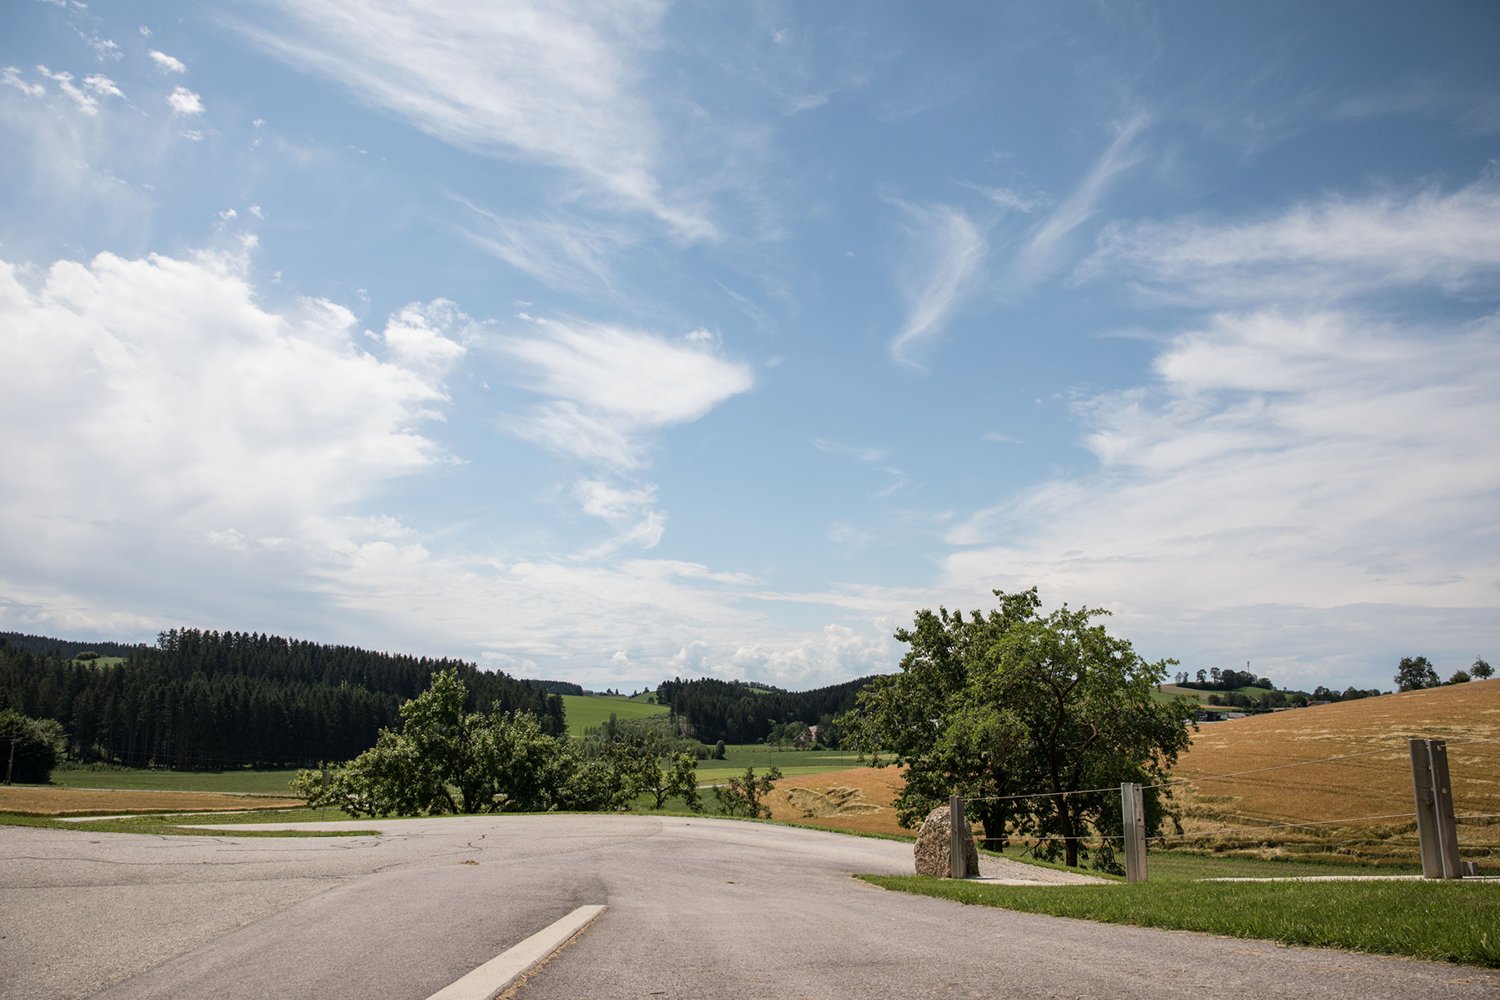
1394, 656, 1439, 692
295, 669, 577, 816
840, 589, 1195, 869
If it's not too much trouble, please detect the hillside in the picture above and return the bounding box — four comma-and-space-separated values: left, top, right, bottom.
559, 694, 668, 737
1169, 679, 1500, 862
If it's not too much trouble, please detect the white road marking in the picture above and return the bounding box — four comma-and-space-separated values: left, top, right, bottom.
424, 904, 607, 1000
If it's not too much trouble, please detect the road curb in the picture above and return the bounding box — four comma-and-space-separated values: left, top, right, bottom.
425, 904, 607, 1000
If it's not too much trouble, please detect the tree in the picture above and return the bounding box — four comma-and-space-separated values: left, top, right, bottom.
0, 708, 65, 783
1394, 656, 1439, 692
607, 730, 704, 811
714, 765, 782, 817
839, 588, 1195, 869
1447, 670, 1472, 685
293, 669, 572, 816
1472, 657, 1494, 680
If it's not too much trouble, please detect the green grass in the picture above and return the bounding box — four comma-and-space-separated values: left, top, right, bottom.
48, 766, 305, 795
694, 745, 868, 782
858, 874, 1500, 967
0, 807, 376, 837
559, 694, 668, 735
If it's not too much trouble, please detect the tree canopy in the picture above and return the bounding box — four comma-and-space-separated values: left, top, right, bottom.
839, 588, 1195, 870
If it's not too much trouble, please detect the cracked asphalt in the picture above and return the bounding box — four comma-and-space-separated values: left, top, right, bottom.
2, 815, 1497, 1000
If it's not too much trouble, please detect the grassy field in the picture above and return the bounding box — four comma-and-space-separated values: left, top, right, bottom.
559, 694, 668, 735
0, 807, 374, 837
695, 745, 867, 782
49, 766, 306, 795
859, 873, 1500, 967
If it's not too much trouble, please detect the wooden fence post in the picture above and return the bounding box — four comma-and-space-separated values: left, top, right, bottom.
1121, 782, 1147, 883
949, 793, 967, 879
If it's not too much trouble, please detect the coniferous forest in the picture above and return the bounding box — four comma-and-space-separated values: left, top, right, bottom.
657, 675, 872, 744
0, 629, 565, 769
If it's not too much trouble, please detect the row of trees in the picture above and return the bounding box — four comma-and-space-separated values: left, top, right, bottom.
294, 670, 704, 815
1395, 655, 1493, 691
0, 630, 564, 768
1172, 667, 1273, 691
839, 589, 1194, 872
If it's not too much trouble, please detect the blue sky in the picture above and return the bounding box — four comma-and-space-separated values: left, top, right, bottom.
2, 0, 1498, 692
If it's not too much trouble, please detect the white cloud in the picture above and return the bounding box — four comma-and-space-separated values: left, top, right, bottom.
1085, 171, 1500, 303
459, 204, 631, 295
887, 198, 988, 367
37, 67, 110, 115
167, 85, 204, 116
498, 317, 753, 468
149, 50, 187, 74
942, 174, 1500, 685
812, 438, 886, 462
0, 248, 464, 633
1013, 112, 1149, 286
231, 0, 712, 238
1, 67, 47, 98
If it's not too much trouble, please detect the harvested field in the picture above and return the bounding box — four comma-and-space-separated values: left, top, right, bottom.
0, 786, 304, 816
1168, 678, 1500, 864
764, 767, 910, 838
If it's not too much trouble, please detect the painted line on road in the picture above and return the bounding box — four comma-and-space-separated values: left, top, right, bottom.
425, 904, 607, 1000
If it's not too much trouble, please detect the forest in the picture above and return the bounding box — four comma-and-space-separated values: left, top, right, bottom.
658, 675, 872, 744
0, 629, 565, 769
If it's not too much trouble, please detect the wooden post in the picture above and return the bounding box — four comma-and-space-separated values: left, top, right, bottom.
1427, 740, 1462, 879
949, 793, 967, 879
321, 765, 330, 792
1121, 782, 1148, 883
4, 737, 14, 786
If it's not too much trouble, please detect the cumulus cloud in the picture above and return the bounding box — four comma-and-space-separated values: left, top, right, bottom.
498, 317, 754, 468
167, 85, 204, 115
149, 50, 187, 74
231, 0, 712, 237
0, 248, 464, 633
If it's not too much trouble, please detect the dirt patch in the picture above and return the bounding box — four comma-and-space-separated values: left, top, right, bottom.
764, 767, 911, 838
0, 786, 304, 816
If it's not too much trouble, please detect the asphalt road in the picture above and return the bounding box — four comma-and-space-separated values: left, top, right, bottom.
2, 815, 1497, 1000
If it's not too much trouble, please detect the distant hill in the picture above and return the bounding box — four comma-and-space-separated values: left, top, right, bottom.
656, 675, 874, 744
1, 631, 147, 660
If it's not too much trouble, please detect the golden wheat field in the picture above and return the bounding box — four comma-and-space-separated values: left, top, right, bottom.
1167, 677, 1500, 863
0, 787, 304, 815
763, 766, 910, 838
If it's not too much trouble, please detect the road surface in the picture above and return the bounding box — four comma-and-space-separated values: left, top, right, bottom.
2, 814, 1496, 999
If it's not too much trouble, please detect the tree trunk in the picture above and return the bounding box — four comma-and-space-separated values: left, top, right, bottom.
1060, 799, 1079, 868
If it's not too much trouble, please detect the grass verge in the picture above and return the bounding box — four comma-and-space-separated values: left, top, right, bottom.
857, 874, 1500, 967
0, 808, 377, 838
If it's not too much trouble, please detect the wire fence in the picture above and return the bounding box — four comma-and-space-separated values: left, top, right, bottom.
948, 735, 1500, 858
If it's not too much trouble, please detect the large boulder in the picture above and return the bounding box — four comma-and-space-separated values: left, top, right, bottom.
914, 804, 979, 877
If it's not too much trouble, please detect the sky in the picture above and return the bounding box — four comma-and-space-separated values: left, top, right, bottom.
2, 0, 1498, 693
